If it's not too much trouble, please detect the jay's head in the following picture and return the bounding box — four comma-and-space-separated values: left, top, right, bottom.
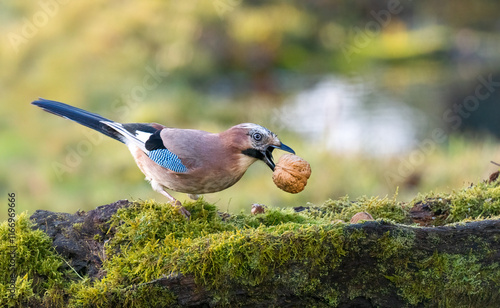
229, 123, 295, 171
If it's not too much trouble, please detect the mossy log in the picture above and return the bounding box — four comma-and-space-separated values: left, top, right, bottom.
2, 180, 500, 307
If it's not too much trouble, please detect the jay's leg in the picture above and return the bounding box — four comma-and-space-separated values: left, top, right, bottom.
159, 190, 191, 219
151, 180, 191, 219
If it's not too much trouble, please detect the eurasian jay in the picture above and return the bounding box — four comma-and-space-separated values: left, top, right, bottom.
32, 99, 295, 218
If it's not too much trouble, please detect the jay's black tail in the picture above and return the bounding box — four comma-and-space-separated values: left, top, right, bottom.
31, 98, 125, 143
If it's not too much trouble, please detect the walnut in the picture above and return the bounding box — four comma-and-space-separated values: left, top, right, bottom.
350, 212, 374, 224
272, 154, 311, 194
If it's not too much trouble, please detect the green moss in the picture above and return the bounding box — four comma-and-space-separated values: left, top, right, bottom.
409, 181, 500, 224
228, 207, 322, 228
69, 278, 177, 308
172, 224, 345, 287
0, 212, 76, 307
448, 182, 500, 221
314, 194, 409, 223
92, 200, 346, 305
72, 222, 84, 232
341, 222, 500, 307
312, 180, 500, 226
387, 252, 500, 307
4, 184, 500, 307
339, 223, 416, 303
373, 229, 415, 262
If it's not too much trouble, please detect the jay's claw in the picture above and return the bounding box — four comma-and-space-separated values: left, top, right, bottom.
155, 185, 190, 219
172, 200, 191, 219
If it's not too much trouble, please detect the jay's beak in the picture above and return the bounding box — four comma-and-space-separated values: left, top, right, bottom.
263, 142, 295, 171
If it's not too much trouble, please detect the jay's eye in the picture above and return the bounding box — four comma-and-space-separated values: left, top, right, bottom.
252, 132, 263, 141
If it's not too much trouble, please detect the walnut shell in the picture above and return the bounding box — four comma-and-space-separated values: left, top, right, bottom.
350, 212, 374, 224
251, 204, 266, 215
272, 154, 311, 194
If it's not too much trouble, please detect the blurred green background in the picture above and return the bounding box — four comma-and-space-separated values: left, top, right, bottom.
2, 1, 500, 220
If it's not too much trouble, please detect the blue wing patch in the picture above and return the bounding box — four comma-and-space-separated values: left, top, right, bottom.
148, 149, 188, 173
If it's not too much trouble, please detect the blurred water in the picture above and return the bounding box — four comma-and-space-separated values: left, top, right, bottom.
277, 76, 425, 156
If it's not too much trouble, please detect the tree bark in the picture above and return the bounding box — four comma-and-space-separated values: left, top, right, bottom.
29, 200, 500, 307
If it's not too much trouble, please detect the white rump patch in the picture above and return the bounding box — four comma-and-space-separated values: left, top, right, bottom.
101, 121, 148, 153
135, 131, 153, 143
